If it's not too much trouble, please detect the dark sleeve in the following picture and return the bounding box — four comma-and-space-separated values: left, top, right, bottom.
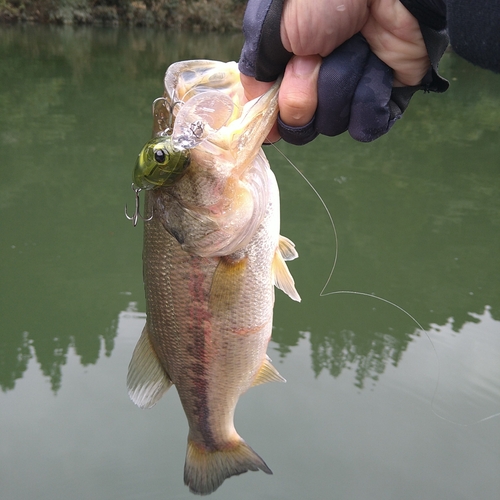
399, 0, 447, 30
400, 0, 500, 73
446, 0, 500, 73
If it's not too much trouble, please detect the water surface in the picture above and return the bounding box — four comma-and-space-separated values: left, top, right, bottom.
1, 25, 499, 500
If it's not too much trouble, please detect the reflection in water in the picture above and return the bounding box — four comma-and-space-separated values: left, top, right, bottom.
429, 305, 500, 425
0, 313, 118, 393
1, 26, 500, 413
310, 326, 408, 389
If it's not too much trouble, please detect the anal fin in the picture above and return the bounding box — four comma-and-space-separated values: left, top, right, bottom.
251, 355, 286, 386
127, 323, 172, 409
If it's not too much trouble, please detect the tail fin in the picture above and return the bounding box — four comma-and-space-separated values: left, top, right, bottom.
184, 438, 272, 495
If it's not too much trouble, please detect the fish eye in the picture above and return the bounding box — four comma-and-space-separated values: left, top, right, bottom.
154, 148, 168, 164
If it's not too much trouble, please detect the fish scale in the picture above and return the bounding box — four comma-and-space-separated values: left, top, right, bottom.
127, 60, 300, 495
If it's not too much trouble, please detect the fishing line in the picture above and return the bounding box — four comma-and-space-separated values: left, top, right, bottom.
271, 143, 499, 427
271, 143, 426, 327
271, 143, 338, 296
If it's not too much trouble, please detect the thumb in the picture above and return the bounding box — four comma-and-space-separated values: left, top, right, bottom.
279, 55, 322, 127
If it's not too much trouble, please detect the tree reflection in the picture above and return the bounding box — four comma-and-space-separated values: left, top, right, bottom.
1, 26, 499, 392
269, 51, 500, 387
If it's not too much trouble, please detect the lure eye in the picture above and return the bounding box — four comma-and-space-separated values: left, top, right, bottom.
134, 135, 190, 190
154, 149, 168, 164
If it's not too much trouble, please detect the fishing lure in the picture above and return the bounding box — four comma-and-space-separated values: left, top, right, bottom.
125, 94, 218, 226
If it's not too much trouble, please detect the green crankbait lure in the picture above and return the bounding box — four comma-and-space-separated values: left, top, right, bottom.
133, 135, 190, 190
126, 133, 191, 226
126, 93, 208, 226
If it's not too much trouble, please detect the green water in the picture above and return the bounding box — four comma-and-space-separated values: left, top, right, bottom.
1, 25, 499, 500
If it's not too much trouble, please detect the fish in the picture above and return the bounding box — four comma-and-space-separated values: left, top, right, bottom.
126, 60, 300, 495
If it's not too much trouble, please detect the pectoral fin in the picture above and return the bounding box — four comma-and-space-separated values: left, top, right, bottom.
209, 255, 248, 313
278, 235, 299, 261
127, 324, 173, 409
251, 355, 286, 386
272, 237, 301, 302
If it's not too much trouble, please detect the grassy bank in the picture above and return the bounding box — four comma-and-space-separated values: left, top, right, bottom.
0, 0, 246, 30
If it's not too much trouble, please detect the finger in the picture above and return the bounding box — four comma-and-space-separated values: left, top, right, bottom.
348, 52, 395, 142
240, 74, 274, 102
280, 0, 369, 56
278, 55, 321, 127
239, 0, 292, 81
315, 34, 370, 137
264, 121, 281, 144
361, 0, 429, 86
276, 55, 321, 145
238, 74, 280, 143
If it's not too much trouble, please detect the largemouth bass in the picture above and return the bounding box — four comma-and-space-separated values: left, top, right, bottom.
127, 60, 300, 495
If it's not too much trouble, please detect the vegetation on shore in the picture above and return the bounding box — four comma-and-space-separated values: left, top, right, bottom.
0, 0, 246, 31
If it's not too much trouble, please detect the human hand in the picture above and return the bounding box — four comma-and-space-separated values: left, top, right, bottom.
239, 0, 448, 143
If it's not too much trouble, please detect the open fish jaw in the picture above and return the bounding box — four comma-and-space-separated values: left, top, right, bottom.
127, 60, 300, 495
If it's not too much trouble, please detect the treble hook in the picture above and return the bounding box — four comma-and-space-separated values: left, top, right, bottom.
125, 184, 153, 226
152, 98, 184, 135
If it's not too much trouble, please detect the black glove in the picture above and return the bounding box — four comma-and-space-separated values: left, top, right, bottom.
239, 0, 450, 144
